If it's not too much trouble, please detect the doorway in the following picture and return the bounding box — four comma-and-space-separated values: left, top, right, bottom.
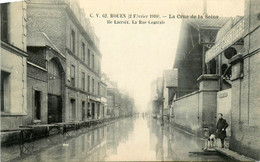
70, 99, 76, 121
48, 94, 62, 123
82, 101, 85, 120
91, 103, 95, 119
34, 91, 41, 120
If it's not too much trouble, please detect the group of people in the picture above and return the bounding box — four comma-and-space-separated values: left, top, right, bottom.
204, 113, 229, 150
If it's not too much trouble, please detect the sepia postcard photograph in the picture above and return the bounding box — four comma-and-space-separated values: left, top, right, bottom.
0, 0, 260, 161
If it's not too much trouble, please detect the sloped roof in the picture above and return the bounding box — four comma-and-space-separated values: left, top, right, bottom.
27, 32, 65, 58
173, 17, 230, 68
163, 69, 178, 88
186, 17, 229, 30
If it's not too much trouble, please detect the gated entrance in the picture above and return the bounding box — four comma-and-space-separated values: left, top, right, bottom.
47, 58, 63, 123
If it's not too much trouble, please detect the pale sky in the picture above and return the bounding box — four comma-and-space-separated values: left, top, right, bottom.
79, 0, 244, 112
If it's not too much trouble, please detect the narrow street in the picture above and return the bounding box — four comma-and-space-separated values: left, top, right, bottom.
2, 116, 229, 161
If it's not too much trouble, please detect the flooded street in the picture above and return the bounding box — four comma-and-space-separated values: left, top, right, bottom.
2, 116, 229, 161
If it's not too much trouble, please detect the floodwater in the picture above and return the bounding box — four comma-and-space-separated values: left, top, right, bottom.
1, 116, 229, 161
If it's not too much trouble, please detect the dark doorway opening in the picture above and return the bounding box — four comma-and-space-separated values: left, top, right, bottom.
82, 101, 85, 120
70, 99, 76, 121
91, 103, 95, 119
34, 91, 41, 120
97, 104, 100, 119
48, 94, 62, 123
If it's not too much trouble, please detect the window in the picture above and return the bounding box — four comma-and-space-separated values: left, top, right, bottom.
82, 72, 85, 90
70, 99, 76, 120
98, 82, 100, 96
34, 91, 41, 120
82, 42, 86, 62
87, 75, 90, 92
1, 3, 9, 42
92, 54, 95, 70
87, 49, 90, 66
92, 78, 95, 94
70, 29, 75, 53
70, 65, 75, 87
98, 59, 101, 74
1, 71, 10, 112
82, 101, 85, 120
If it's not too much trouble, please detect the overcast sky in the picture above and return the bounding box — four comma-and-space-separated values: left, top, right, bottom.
78, 0, 244, 112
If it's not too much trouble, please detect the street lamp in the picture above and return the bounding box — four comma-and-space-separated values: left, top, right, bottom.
161, 97, 165, 126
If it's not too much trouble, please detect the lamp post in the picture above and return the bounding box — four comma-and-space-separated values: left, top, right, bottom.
161, 97, 165, 126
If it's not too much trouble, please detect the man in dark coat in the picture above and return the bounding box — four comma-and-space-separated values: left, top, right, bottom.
216, 113, 229, 148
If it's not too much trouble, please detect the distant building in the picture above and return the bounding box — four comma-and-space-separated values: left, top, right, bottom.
27, 0, 102, 122
100, 80, 107, 119
107, 81, 120, 117
149, 77, 164, 119
162, 69, 178, 119
1, 1, 28, 129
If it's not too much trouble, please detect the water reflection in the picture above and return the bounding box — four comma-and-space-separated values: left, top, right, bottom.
2, 116, 229, 161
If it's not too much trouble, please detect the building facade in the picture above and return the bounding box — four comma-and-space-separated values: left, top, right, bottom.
1, 1, 28, 129
204, 0, 260, 159
24, 32, 66, 124
27, 0, 103, 122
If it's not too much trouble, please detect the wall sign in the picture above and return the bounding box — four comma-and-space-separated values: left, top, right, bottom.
205, 18, 244, 63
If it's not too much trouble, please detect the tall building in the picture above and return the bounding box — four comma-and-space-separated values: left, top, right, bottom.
1, 1, 28, 129
27, 0, 102, 122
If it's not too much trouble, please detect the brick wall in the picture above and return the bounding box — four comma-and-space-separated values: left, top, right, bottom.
173, 91, 201, 133
25, 64, 48, 124
229, 0, 260, 160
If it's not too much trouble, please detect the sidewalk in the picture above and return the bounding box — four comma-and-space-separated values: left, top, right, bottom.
215, 147, 255, 162
167, 121, 256, 161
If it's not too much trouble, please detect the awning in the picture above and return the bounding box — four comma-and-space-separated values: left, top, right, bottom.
205, 18, 244, 63
89, 96, 101, 102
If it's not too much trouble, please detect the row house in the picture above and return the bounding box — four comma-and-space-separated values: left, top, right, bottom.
25, 0, 104, 123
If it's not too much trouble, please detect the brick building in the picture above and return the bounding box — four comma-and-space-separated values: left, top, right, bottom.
27, 0, 103, 122
205, 0, 260, 159
1, 1, 28, 129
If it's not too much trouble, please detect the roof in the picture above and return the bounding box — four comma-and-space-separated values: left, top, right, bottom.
163, 69, 178, 88
186, 17, 229, 30
27, 32, 65, 58
173, 17, 230, 68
